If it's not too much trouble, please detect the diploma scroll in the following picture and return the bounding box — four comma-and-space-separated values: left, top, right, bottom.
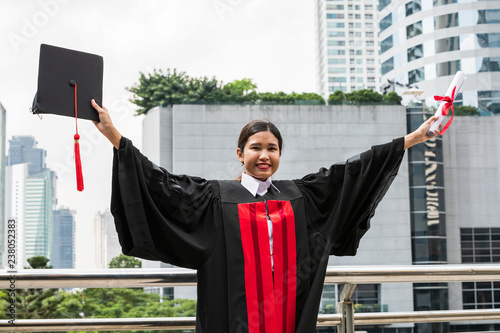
427, 71, 467, 136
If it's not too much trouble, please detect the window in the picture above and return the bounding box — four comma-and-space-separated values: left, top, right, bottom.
365, 14, 373, 20
356, 59, 362, 64
327, 13, 345, 19
328, 58, 346, 64
409, 67, 425, 84
328, 40, 346, 46
328, 49, 346, 55
406, 0, 421, 17
461, 228, 500, 310
434, 13, 458, 29
433, 0, 456, 6
381, 35, 393, 53
350, 58, 355, 64
461, 228, 500, 263
366, 50, 374, 55
379, 0, 391, 10
349, 31, 354, 37
477, 34, 500, 48
355, 22, 361, 28
327, 22, 345, 28
349, 13, 354, 19
350, 77, 356, 82
356, 68, 363, 73
366, 31, 374, 37
366, 41, 375, 47
380, 13, 392, 32
356, 50, 363, 55
477, 10, 500, 24
350, 67, 356, 73
328, 77, 347, 83
339, 284, 381, 306
349, 49, 355, 55
367, 68, 375, 74
357, 77, 364, 82
407, 21, 423, 39
462, 282, 500, 309
329, 86, 347, 92
367, 77, 375, 83
328, 31, 345, 37
367, 58, 375, 65
349, 22, 354, 28
329, 67, 347, 74
435, 36, 460, 53
355, 5, 360, 10
382, 57, 394, 75
436, 60, 461, 77
478, 90, 500, 115
355, 14, 361, 19
408, 44, 423, 62
326, 4, 344, 10
355, 31, 362, 37
365, 5, 373, 10
366, 22, 374, 28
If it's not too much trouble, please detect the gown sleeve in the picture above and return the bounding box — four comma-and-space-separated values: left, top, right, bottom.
110, 136, 220, 269
294, 137, 405, 256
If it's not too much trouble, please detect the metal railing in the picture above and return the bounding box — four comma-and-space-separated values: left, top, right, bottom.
1, 264, 500, 332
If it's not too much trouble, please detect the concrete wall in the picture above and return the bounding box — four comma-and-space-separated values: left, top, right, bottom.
443, 115, 500, 311
143, 104, 415, 311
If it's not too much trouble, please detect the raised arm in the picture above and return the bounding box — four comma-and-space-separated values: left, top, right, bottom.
91, 99, 122, 149
404, 115, 442, 150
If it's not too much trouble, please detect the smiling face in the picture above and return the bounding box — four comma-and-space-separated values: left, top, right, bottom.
237, 130, 281, 181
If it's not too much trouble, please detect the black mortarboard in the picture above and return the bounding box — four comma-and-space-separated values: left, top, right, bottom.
31, 44, 103, 191
32, 43, 103, 122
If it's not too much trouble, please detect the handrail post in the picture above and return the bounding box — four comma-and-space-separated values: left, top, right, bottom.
338, 283, 357, 333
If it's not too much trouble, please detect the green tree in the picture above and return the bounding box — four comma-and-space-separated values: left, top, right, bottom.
383, 91, 402, 105
128, 68, 191, 115
455, 105, 479, 116
328, 90, 346, 104
27, 255, 52, 269
109, 254, 142, 268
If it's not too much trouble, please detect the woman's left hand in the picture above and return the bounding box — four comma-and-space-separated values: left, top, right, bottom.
404, 115, 443, 150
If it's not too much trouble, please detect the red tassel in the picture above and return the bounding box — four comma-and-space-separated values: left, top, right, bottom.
74, 133, 84, 191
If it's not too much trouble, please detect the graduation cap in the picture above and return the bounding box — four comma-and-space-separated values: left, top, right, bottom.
32, 44, 104, 191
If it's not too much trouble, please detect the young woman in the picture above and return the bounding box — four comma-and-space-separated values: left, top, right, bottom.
92, 99, 440, 333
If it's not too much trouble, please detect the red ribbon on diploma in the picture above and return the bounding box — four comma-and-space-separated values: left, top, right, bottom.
433, 86, 456, 135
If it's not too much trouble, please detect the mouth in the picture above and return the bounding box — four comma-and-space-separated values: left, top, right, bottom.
256, 163, 271, 170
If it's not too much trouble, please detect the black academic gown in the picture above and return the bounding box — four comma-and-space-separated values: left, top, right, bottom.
111, 136, 405, 333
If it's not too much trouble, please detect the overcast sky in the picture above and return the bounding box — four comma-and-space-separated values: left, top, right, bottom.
0, 0, 317, 268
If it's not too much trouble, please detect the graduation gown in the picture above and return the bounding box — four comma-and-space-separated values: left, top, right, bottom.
111, 136, 405, 333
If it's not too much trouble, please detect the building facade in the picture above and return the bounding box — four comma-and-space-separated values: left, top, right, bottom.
141, 104, 499, 332
315, 0, 382, 97
51, 209, 76, 269
379, 0, 500, 114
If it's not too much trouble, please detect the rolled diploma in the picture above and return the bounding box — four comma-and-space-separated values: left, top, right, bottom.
427, 71, 467, 135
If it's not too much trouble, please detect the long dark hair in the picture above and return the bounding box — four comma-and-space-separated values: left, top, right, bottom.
237, 119, 283, 154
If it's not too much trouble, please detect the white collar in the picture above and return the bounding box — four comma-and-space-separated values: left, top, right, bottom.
240, 173, 280, 197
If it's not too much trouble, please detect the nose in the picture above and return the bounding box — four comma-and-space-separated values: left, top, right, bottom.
259, 150, 270, 160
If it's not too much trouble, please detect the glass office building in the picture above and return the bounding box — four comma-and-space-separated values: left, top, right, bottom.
315, 0, 382, 96
379, 0, 500, 114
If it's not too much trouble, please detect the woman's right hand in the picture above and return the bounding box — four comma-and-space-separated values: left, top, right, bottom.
92, 99, 122, 149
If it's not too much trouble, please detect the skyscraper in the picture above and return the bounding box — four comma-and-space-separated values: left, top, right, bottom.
7, 136, 47, 175
93, 209, 121, 268
52, 209, 76, 269
315, 0, 382, 97
379, 0, 500, 114
6, 136, 56, 266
